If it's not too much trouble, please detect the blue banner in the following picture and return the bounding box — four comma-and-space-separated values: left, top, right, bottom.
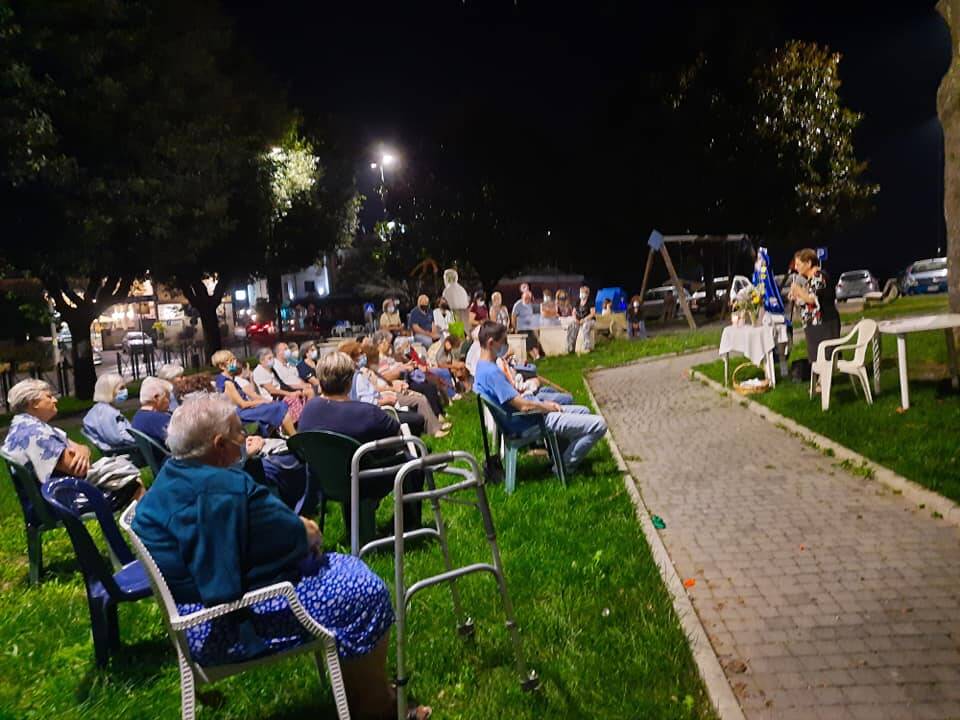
752, 247, 785, 315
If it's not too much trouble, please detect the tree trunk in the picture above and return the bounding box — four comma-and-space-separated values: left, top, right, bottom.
937, 0, 960, 315
182, 279, 226, 366
44, 274, 133, 400
267, 273, 284, 339
61, 306, 98, 400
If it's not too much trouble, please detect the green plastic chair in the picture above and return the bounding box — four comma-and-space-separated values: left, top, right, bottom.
286, 431, 423, 554
0, 453, 70, 584
477, 394, 566, 494
128, 428, 170, 478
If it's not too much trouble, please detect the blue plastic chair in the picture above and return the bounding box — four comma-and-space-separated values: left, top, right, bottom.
477, 394, 566, 494
80, 428, 146, 468
41, 478, 152, 667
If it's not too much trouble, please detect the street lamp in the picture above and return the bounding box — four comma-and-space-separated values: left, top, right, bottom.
370, 150, 397, 184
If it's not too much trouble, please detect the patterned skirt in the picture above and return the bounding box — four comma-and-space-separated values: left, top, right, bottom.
177, 553, 394, 666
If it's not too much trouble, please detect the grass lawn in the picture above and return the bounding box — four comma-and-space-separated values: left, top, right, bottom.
694, 295, 960, 503
0, 331, 721, 720
838, 292, 949, 321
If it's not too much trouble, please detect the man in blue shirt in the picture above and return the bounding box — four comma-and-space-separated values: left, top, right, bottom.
473, 321, 606, 473
408, 294, 439, 348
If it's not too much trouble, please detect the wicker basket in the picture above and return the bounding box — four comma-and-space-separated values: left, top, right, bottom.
732, 362, 770, 395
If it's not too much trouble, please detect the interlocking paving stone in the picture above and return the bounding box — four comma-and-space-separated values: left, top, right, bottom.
589, 351, 960, 719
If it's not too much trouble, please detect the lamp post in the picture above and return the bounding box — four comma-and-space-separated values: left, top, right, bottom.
370, 150, 397, 210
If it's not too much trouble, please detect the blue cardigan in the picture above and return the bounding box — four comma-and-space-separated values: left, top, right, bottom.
131, 459, 308, 606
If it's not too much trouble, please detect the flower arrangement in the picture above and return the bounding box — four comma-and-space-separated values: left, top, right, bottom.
732, 283, 763, 326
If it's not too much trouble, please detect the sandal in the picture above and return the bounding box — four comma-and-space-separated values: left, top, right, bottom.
407, 705, 432, 720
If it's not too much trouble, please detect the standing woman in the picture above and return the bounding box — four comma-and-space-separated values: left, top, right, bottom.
489, 291, 510, 327
788, 248, 840, 370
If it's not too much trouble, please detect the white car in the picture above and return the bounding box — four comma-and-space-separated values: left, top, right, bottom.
121, 331, 154, 355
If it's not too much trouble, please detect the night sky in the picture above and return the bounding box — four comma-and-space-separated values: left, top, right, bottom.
223, 0, 951, 285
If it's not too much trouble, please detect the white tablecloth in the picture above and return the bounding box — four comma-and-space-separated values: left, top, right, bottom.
719, 325, 776, 366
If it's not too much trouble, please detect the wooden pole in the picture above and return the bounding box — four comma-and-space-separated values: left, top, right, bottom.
659, 245, 697, 330
639, 248, 656, 302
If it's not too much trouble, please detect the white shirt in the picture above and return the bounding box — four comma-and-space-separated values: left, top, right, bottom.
273, 361, 302, 388
253, 364, 278, 390
465, 341, 481, 378
433, 308, 453, 332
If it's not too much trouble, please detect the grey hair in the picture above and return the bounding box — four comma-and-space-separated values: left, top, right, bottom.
317, 351, 356, 396
93, 373, 126, 403
157, 363, 185, 381
9, 379, 53, 414
257, 347, 273, 362
166, 393, 238, 460
371, 330, 393, 347
139, 376, 173, 405
300, 340, 316, 355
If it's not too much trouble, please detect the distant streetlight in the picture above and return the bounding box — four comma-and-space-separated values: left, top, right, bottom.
370, 149, 398, 183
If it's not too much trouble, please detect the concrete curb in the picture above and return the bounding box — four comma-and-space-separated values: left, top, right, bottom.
689, 369, 960, 529
584, 373, 746, 720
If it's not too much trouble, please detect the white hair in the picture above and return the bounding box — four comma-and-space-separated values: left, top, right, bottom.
139, 376, 173, 405
157, 364, 185, 381
165, 393, 238, 460
93, 373, 126, 403
8, 379, 52, 414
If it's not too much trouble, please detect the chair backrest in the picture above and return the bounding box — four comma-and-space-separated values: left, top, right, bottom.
286, 431, 361, 504
128, 428, 170, 477
851, 319, 879, 364
0, 453, 60, 530
119, 502, 182, 625
477, 393, 521, 437
42, 478, 134, 594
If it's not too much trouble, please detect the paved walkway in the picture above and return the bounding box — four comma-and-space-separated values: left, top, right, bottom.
589, 350, 960, 720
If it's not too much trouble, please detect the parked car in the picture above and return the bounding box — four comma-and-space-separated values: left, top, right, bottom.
835, 269, 879, 301
902, 257, 948, 295
121, 331, 154, 354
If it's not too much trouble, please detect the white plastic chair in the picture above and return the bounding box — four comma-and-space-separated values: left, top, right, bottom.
810, 319, 878, 411
118, 503, 350, 720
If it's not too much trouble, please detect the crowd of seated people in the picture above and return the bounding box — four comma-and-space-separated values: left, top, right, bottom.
0, 286, 629, 720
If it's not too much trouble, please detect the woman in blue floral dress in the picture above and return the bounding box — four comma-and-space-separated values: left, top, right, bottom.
1, 379, 142, 510
131, 393, 431, 719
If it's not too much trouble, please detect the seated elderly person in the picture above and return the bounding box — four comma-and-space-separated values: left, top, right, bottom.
252, 347, 307, 423
273, 342, 315, 398
379, 297, 404, 334
429, 335, 470, 394
371, 331, 448, 421
474, 321, 607, 474
2, 379, 143, 510
212, 350, 296, 437
432, 296, 454, 335
82, 372, 137, 452
132, 376, 174, 447
157, 363, 185, 409
407, 294, 440, 349
130, 393, 432, 719
337, 341, 428, 437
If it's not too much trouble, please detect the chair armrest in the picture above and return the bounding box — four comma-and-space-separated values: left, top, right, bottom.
170, 581, 298, 630
513, 410, 545, 417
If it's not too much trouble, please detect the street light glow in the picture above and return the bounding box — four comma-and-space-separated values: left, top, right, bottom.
370, 162, 378, 169
381, 153, 396, 166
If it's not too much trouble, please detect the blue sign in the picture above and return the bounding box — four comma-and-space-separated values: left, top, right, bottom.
363, 302, 375, 315
816, 247, 828, 262
648, 229, 665, 251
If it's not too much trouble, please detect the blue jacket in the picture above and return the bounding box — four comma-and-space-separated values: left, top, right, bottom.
131, 459, 307, 606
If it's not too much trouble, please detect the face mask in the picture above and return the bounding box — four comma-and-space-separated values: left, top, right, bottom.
580, 293, 589, 301
634, 302, 640, 308
290, 350, 299, 360
440, 303, 449, 311
227, 361, 239, 374
228, 436, 248, 470
387, 305, 395, 313
543, 295, 553, 303
283, 349, 292, 361
263, 356, 274, 366
357, 355, 368, 369
308, 349, 318, 360
114, 388, 128, 403
477, 299, 486, 306
419, 303, 429, 311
